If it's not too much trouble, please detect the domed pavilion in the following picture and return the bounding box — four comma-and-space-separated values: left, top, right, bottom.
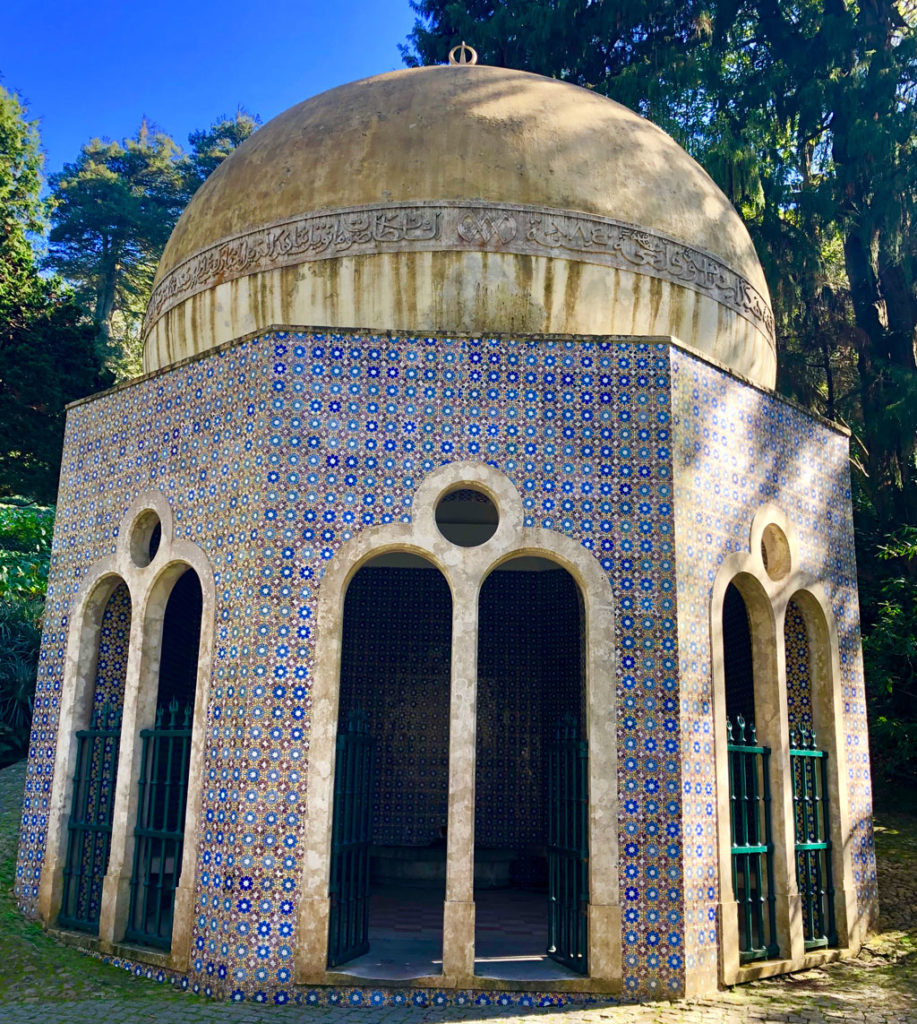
17, 57, 876, 1006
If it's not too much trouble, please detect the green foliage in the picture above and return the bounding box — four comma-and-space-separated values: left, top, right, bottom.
0, 503, 51, 768
44, 121, 187, 373
182, 109, 260, 195
0, 501, 53, 602
44, 114, 259, 383
0, 601, 40, 768
0, 85, 44, 237
0, 289, 108, 501
0, 85, 47, 329
863, 528, 917, 793
0, 90, 108, 503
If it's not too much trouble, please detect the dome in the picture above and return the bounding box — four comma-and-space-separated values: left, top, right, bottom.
143, 65, 775, 386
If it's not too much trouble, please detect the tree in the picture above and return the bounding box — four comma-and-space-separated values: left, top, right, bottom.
0, 83, 44, 238
701, 0, 917, 529
43, 121, 187, 374
45, 114, 259, 380
405, 0, 917, 526
0, 84, 47, 347
863, 527, 917, 789
405, 0, 917, 788
0, 85, 107, 502
181, 109, 260, 195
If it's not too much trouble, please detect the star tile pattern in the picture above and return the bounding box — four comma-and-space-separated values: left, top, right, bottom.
670, 349, 875, 991
15, 331, 875, 1004
785, 599, 814, 732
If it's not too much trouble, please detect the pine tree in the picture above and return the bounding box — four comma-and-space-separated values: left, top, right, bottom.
0, 85, 106, 501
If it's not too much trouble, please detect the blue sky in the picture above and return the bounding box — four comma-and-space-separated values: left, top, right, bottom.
1, 0, 420, 177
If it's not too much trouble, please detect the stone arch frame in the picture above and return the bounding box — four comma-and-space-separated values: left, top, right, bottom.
297, 461, 621, 991
39, 491, 215, 970
711, 504, 859, 986
39, 570, 130, 929
778, 587, 860, 955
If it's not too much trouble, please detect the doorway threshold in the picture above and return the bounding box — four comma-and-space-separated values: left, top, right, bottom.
474, 954, 582, 982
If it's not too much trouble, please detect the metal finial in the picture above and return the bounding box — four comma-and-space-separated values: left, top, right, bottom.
448, 41, 478, 66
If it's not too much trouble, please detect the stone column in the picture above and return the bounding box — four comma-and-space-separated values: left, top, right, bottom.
442, 571, 478, 983
99, 600, 161, 949
755, 606, 804, 966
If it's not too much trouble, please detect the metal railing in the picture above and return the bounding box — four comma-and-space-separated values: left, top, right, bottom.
125, 700, 192, 949
59, 704, 122, 932
547, 715, 589, 974
727, 715, 779, 963
790, 728, 836, 950
328, 706, 376, 968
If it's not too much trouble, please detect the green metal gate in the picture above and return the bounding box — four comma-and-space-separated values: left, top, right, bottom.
547, 715, 588, 975
727, 715, 778, 963
790, 728, 836, 950
59, 705, 122, 932
327, 707, 376, 968
125, 700, 192, 949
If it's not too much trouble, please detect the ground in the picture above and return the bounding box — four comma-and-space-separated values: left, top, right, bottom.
1, 760, 914, 1023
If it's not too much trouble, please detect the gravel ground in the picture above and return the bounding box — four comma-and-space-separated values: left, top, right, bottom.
2, 760, 915, 1024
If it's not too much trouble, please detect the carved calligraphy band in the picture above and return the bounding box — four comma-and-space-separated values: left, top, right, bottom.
145, 201, 774, 343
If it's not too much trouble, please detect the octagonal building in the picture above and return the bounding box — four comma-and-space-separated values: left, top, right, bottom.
17, 61, 876, 1005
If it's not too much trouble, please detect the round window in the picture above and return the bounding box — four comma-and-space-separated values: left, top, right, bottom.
761, 523, 791, 581
435, 488, 499, 547
130, 510, 162, 567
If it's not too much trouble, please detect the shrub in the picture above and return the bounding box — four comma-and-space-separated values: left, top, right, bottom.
0, 501, 52, 767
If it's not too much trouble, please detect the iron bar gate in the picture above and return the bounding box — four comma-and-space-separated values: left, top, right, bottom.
727, 715, 778, 963
547, 715, 589, 974
59, 704, 122, 932
790, 728, 836, 950
327, 707, 375, 968
125, 700, 192, 949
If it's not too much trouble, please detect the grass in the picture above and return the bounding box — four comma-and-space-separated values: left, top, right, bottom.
0, 761, 192, 1004
0, 761, 915, 1011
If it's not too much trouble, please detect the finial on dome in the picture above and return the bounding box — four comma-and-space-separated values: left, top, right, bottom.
448, 42, 478, 66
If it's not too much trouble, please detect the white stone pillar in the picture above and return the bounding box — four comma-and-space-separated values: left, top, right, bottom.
442, 569, 478, 982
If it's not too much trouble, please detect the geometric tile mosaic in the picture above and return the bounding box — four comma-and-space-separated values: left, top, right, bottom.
670, 349, 875, 991
16, 331, 875, 1002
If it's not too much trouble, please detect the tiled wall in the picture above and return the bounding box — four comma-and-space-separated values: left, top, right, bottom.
93, 582, 131, 709
16, 330, 874, 1003
339, 566, 452, 848
338, 565, 583, 852
785, 598, 814, 732
670, 349, 875, 993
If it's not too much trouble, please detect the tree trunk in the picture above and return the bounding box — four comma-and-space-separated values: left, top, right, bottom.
93, 246, 119, 355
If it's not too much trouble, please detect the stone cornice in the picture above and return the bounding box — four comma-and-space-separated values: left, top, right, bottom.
145, 200, 775, 343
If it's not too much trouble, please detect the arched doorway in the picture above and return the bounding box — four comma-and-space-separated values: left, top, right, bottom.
475, 557, 586, 979
124, 566, 203, 949
784, 595, 837, 950
59, 580, 131, 933
722, 580, 778, 963
329, 553, 452, 977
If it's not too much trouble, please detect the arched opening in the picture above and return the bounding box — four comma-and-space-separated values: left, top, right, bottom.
125, 566, 203, 950
59, 580, 131, 933
721, 580, 778, 963
784, 596, 837, 950
329, 552, 452, 977
723, 582, 755, 725
474, 557, 586, 980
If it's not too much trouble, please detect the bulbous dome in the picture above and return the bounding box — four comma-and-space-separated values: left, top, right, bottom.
143, 65, 775, 386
